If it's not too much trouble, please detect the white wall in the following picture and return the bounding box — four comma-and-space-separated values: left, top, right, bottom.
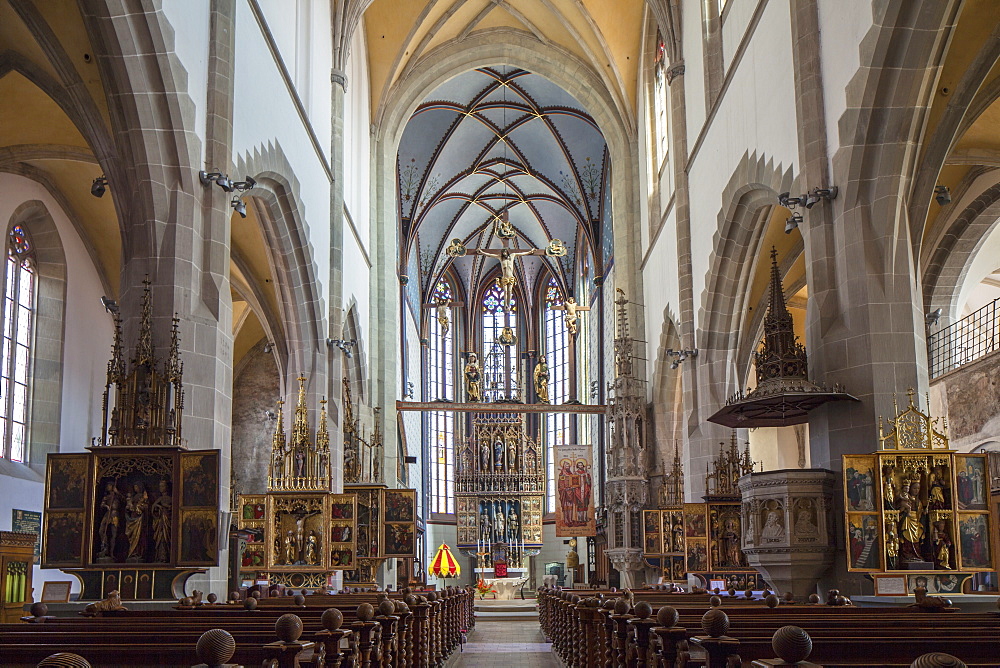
232, 1, 333, 310
0, 174, 112, 594
685, 0, 798, 335
343, 22, 373, 333
160, 0, 210, 164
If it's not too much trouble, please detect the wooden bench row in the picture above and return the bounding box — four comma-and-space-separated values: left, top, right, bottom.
0, 587, 474, 667
538, 586, 997, 667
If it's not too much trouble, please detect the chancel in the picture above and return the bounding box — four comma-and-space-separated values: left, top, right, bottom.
1, 1, 1000, 667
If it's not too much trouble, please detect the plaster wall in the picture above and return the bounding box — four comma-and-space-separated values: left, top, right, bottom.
721, 0, 757, 70
232, 1, 332, 305
930, 352, 1000, 453
681, 0, 707, 136
256, 0, 333, 149
685, 0, 798, 335
816, 0, 873, 169
345, 25, 372, 252
231, 345, 281, 495
0, 174, 113, 593
642, 206, 680, 400
160, 0, 210, 158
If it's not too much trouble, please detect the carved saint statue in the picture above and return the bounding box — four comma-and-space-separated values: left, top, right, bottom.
885, 518, 900, 569
151, 479, 172, 563
97, 482, 122, 560
720, 517, 742, 567
465, 353, 483, 402
932, 520, 952, 570
481, 507, 491, 542
125, 482, 149, 562
494, 501, 506, 541
494, 440, 504, 470
283, 529, 297, 565
898, 480, 927, 562
305, 530, 320, 565
507, 506, 519, 542
534, 358, 550, 404
480, 442, 491, 472
551, 296, 590, 337
507, 440, 517, 470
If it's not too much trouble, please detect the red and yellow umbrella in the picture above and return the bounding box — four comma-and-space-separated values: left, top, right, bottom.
429, 543, 461, 579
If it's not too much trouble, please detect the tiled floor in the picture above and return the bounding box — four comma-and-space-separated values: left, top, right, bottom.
451, 620, 558, 667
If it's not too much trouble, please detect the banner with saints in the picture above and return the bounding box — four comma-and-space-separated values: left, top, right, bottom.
555, 445, 595, 536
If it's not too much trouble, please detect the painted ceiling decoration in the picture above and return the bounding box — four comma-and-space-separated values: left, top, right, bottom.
398, 66, 609, 312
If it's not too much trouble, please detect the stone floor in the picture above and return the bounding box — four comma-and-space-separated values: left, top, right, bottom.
450, 620, 557, 667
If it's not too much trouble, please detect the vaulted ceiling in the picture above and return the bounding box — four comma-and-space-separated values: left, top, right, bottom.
398, 66, 608, 309
363, 0, 644, 125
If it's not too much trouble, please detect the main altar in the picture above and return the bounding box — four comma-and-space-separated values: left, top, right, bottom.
236, 378, 417, 589
42, 280, 221, 600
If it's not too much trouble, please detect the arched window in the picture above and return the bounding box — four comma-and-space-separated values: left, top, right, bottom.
482, 280, 517, 401
2, 224, 35, 462
427, 280, 454, 513
653, 32, 669, 166
544, 277, 570, 512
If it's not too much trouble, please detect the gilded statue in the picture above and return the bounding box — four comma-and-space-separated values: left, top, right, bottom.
151, 479, 172, 563
928, 471, 948, 510
534, 358, 550, 404
283, 529, 297, 565
465, 353, 483, 402
305, 530, 320, 565
496, 214, 515, 239
898, 479, 927, 562
551, 296, 590, 337
885, 518, 899, 568
932, 520, 952, 570
883, 469, 897, 510
125, 483, 149, 562
97, 482, 122, 560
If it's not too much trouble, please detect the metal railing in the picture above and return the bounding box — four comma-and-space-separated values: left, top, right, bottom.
928, 298, 1000, 378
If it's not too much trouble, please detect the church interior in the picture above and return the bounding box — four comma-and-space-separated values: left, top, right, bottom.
2, 0, 1000, 666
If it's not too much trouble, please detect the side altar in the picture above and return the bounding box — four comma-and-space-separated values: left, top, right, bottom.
42, 281, 221, 601
843, 391, 995, 592
236, 377, 417, 590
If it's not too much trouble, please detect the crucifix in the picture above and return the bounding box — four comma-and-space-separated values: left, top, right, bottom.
421, 296, 464, 401
550, 296, 590, 337
448, 236, 568, 314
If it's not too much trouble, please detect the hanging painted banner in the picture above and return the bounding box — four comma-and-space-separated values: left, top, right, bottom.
555, 444, 596, 537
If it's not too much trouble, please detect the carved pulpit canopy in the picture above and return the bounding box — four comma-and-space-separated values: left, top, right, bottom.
709, 248, 856, 428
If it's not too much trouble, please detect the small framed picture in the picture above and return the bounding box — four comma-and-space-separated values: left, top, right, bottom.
873, 574, 907, 596
40, 581, 72, 603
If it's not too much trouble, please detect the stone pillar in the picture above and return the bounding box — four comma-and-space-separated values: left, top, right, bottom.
327, 71, 348, 496
738, 469, 837, 598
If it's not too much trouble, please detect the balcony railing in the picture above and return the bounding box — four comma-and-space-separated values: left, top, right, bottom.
928, 298, 1000, 379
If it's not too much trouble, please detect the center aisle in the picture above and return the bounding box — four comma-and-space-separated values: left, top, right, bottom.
449, 620, 557, 668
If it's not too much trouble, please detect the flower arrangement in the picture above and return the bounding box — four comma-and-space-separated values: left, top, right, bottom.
475, 578, 498, 600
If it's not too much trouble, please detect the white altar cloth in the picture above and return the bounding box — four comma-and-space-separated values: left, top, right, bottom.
483, 577, 527, 600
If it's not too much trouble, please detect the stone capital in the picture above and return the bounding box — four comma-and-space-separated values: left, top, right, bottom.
666, 61, 686, 84
331, 68, 349, 90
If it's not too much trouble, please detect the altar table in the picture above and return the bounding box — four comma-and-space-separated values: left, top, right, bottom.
484, 577, 527, 600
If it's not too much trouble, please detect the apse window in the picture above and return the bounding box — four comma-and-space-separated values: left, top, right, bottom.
1, 224, 35, 462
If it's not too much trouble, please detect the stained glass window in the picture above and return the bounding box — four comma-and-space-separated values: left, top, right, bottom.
653, 33, 669, 166
482, 280, 517, 399
544, 277, 570, 512
427, 280, 455, 513
1, 224, 35, 462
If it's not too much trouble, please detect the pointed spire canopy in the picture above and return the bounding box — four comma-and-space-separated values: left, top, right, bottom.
708, 248, 857, 428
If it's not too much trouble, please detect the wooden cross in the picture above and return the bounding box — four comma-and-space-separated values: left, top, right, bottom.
550, 297, 590, 337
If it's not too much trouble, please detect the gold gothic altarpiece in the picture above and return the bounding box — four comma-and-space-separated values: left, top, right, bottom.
455, 414, 545, 572
42, 280, 221, 600
640, 434, 765, 590
844, 392, 995, 592
236, 377, 417, 589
